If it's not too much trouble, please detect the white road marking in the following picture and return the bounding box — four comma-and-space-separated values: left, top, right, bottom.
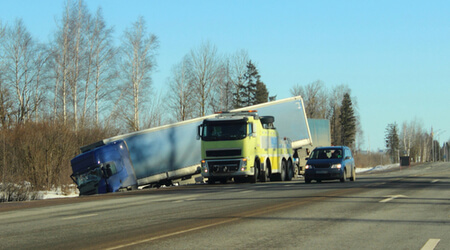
62, 213, 98, 220
239, 190, 254, 194
106, 217, 240, 250
431, 179, 439, 183
420, 238, 440, 250
379, 194, 407, 203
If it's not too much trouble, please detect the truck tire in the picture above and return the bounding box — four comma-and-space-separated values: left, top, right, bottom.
281, 161, 286, 181
250, 163, 259, 183
257, 160, 268, 182
260, 116, 275, 124
285, 160, 294, 181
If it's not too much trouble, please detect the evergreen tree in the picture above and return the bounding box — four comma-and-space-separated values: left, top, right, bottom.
385, 122, 400, 163
234, 60, 258, 108
339, 93, 356, 147
255, 80, 269, 104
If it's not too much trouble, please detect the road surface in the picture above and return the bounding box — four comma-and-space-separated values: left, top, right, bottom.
1, 162, 449, 249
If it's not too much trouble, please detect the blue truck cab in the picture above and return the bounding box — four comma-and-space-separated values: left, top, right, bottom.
70, 140, 137, 195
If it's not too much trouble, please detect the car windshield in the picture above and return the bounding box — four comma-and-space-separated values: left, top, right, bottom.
310, 149, 342, 160
202, 121, 247, 141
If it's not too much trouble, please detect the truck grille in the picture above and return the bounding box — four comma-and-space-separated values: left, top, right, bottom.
206, 149, 241, 157
209, 160, 240, 173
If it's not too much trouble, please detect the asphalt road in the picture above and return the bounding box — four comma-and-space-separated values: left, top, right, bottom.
1, 162, 449, 249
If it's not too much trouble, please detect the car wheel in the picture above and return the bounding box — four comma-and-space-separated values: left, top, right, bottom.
350, 167, 356, 181
340, 169, 346, 182
305, 177, 311, 184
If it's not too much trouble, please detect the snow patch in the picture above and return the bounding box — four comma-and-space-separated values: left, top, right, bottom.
356, 163, 400, 173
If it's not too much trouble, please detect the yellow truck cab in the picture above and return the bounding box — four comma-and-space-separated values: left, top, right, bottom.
198, 110, 294, 184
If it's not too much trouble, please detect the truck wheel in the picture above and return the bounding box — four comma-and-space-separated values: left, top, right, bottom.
350, 167, 356, 181
280, 161, 286, 181
285, 160, 294, 181
258, 160, 268, 182
250, 165, 259, 183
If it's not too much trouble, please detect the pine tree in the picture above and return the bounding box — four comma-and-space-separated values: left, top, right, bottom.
234, 61, 258, 108
339, 93, 356, 147
255, 80, 269, 104
385, 123, 400, 163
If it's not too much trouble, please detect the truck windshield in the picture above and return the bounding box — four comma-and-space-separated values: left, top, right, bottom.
72, 167, 103, 187
202, 121, 247, 141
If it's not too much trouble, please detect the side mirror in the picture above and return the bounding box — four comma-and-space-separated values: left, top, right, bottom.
197, 125, 203, 140
345, 156, 351, 160
305, 157, 309, 160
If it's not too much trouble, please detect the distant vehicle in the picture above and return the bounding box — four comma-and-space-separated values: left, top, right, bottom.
304, 146, 356, 183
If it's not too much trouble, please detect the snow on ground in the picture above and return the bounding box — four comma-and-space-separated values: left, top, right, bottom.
40, 186, 79, 200
356, 163, 400, 174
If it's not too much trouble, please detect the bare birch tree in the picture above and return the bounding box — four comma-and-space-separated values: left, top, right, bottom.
0, 21, 13, 128
290, 80, 327, 119
167, 56, 195, 122
85, 8, 117, 128
121, 17, 158, 131
225, 49, 248, 110
2, 19, 47, 125
189, 41, 223, 116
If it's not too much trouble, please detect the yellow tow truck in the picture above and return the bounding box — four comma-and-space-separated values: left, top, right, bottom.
198, 110, 295, 184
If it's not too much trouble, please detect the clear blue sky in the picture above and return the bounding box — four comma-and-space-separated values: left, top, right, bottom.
1, 0, 449, 151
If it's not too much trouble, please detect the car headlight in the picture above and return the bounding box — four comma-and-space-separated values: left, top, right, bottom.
331, 164, 342, 169
305, 165, 313, 169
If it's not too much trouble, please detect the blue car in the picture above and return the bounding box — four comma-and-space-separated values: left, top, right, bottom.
304, 146, 356, 183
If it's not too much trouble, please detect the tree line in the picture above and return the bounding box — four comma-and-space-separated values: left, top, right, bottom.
0, 0, 272, 191
385, 121, 448, 163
